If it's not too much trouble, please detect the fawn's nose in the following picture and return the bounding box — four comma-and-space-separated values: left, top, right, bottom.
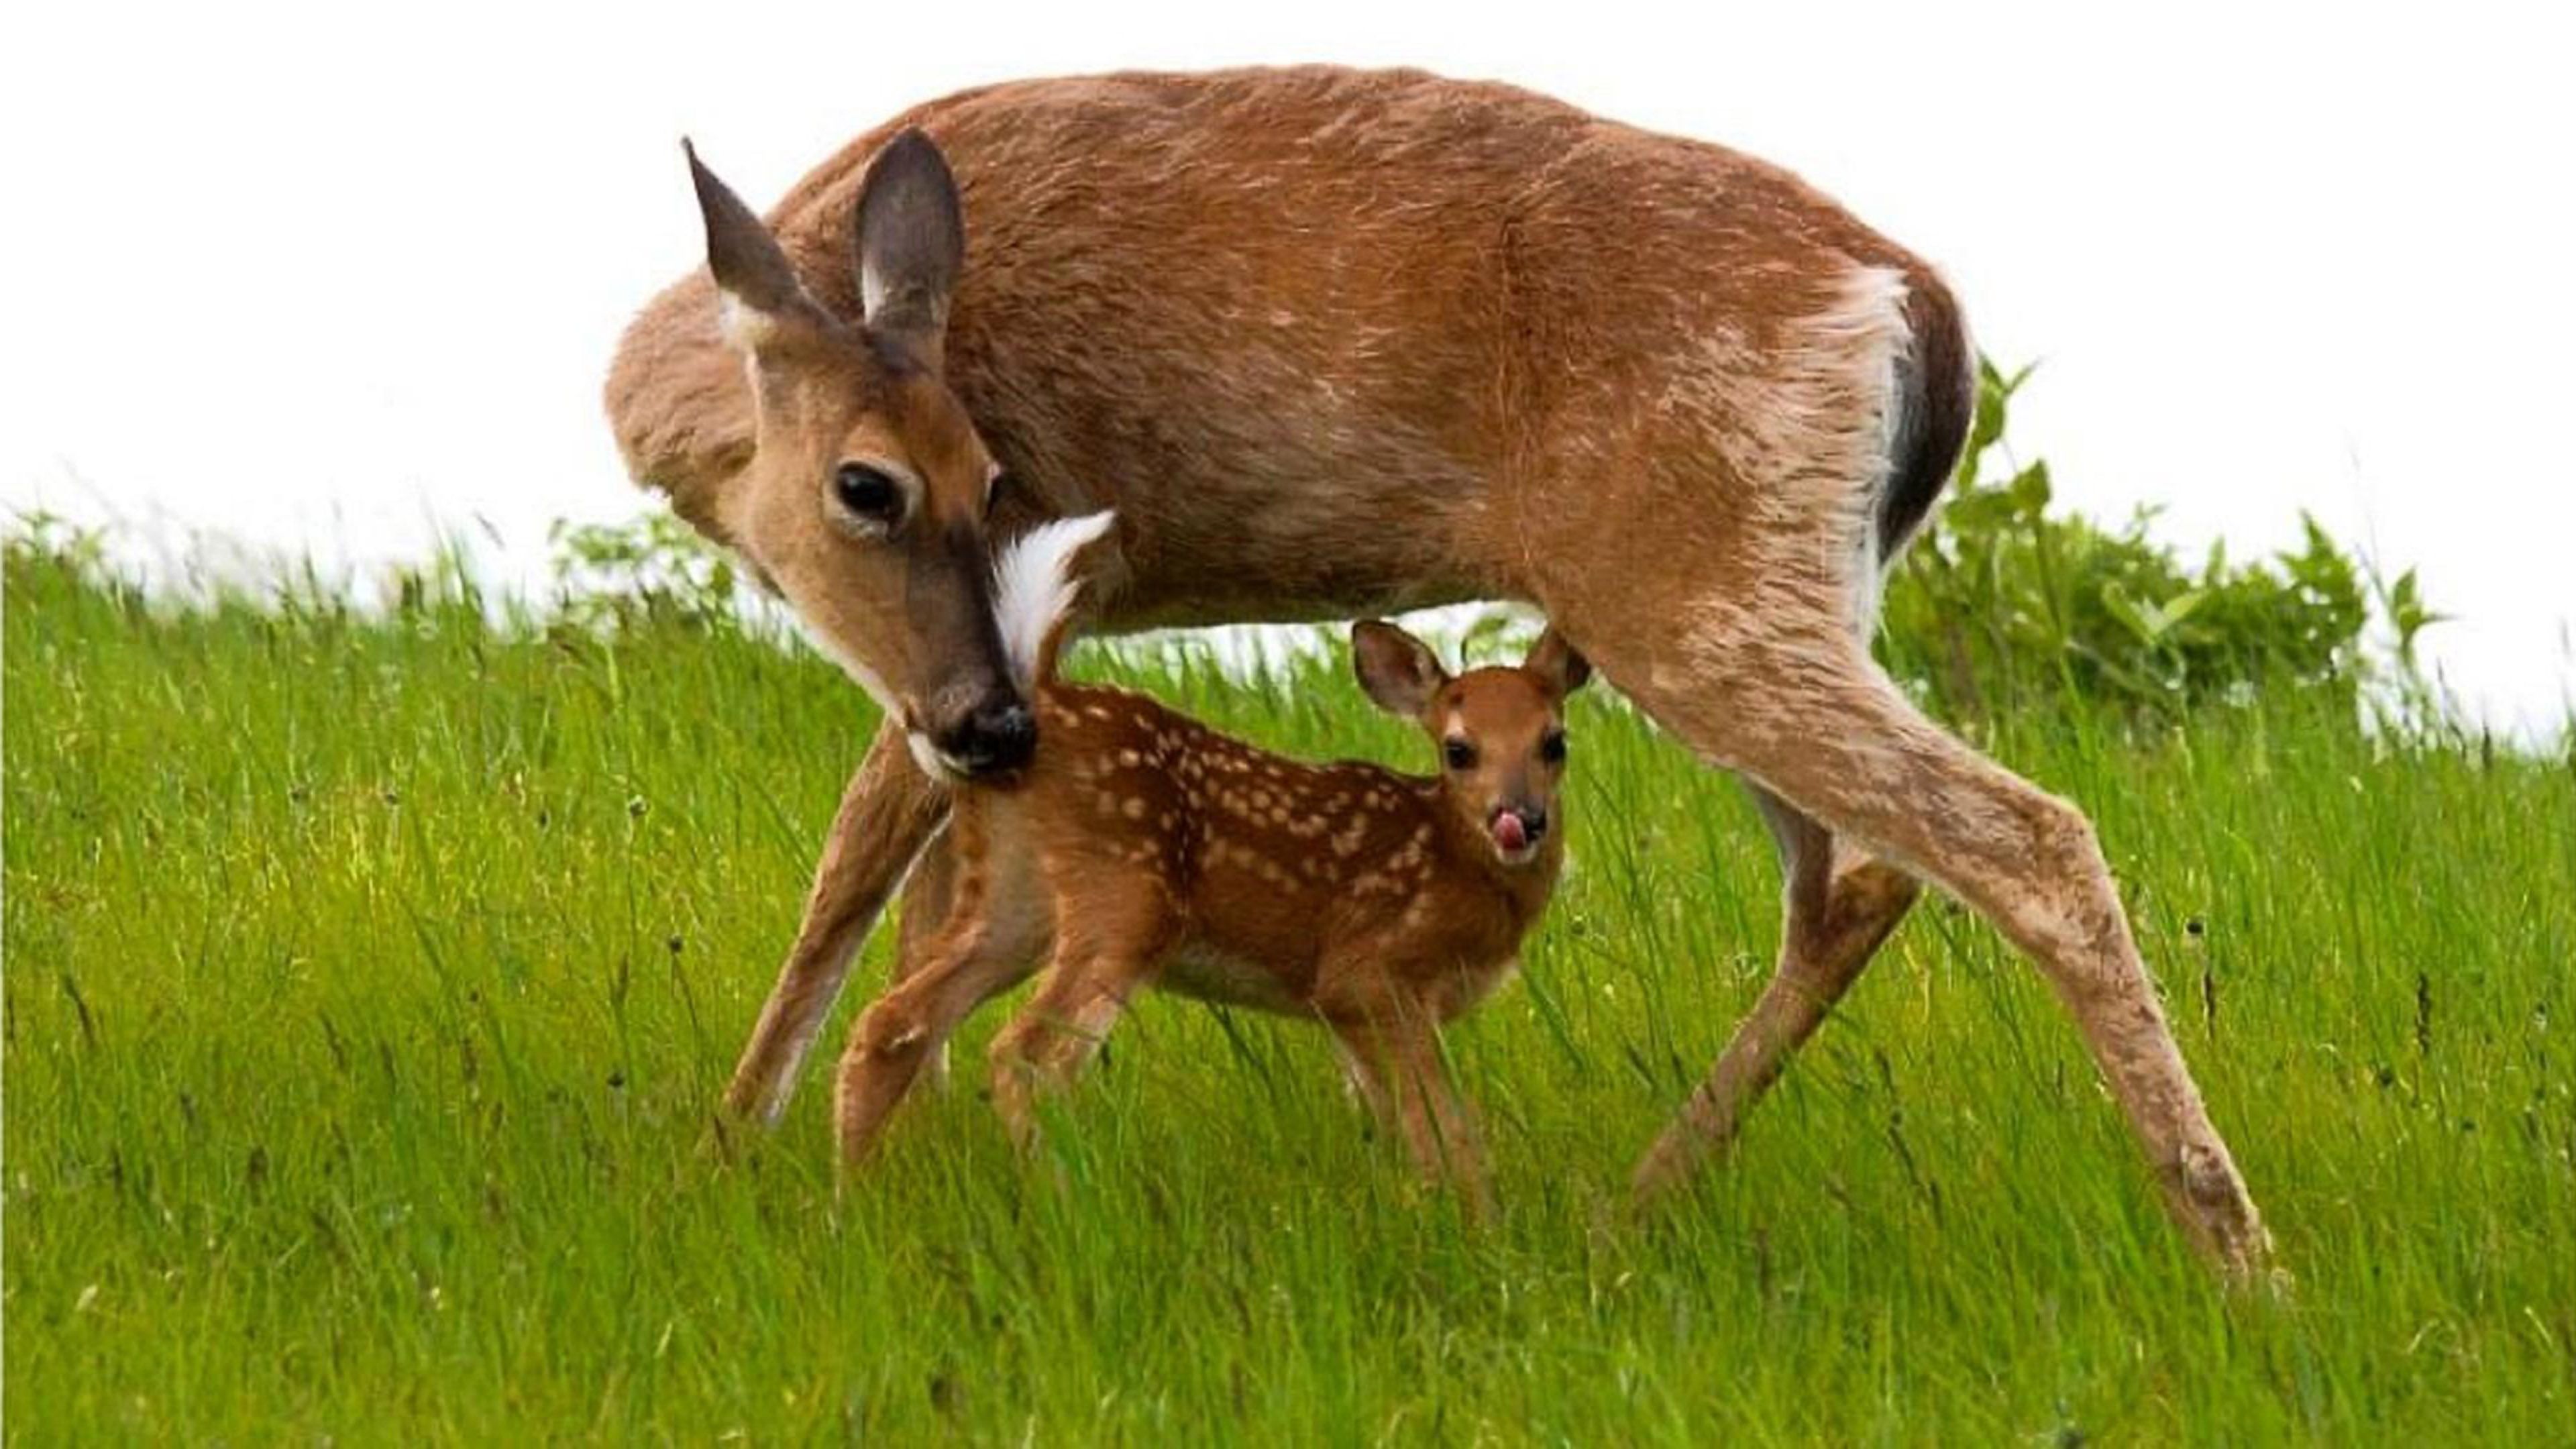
1511, 805, 1549, 843
943, 696, 1037, 775
1490, 804, 1550, 856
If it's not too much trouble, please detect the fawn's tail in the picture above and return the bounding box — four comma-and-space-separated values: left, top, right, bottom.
989, 511, 1118, 692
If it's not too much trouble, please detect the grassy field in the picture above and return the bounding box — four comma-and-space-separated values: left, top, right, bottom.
6, 539, 2573, 1444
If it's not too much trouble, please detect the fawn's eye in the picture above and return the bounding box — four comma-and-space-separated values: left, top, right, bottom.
1442, 739, 1477, 771
1539, 729, 1567, 765
830, 463, 905, 529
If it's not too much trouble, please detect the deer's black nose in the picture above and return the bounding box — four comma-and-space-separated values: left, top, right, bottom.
945, 696, 1036, 775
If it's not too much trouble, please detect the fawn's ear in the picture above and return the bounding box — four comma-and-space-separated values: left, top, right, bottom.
686, 140, 824, 353
1523, 628, 1593, 699
1352, 621, 1448, 718
851, 127, 965, 370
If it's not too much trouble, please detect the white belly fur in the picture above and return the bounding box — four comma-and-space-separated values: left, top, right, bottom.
1157, 942, 1306, 1014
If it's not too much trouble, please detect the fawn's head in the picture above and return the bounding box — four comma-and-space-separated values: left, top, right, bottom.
686, 132, 1029, 779
1353, 623, 1593, 867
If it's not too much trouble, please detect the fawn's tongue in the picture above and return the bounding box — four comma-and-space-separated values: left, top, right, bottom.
1491, 811, 1529, 853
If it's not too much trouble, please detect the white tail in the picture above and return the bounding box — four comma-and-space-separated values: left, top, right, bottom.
989, 511, 1115, 690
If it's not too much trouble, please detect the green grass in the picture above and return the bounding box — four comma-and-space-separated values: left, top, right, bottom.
7, 541, 2573, 1444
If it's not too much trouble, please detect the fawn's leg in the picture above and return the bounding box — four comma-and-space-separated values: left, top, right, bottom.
985, 882, 1170, 1150
1605, 623, 2269, 1275
1330, 1001, 1494, 1220
1632, 786, 1920, 1200
832, 833, 1046, 1171
891, 820, 963, 1088
725, 724, 947, 1125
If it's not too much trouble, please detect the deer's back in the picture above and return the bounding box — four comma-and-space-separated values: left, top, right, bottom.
608, 66, 1953, 621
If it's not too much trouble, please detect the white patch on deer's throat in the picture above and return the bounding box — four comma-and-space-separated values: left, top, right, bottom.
904, 731, 973, 783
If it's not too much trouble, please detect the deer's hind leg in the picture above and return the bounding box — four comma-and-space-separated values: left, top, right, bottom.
1593, 612, 2269, 1274
986, 877, 1174, 1150
1631, 786, 1920, 1201
1523, 268, 2263, 1275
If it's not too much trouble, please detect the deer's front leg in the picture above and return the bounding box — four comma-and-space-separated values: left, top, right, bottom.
834, 867, 1046, 1172
720, 722, 948, 1126
1331, 1004, 1495, 1222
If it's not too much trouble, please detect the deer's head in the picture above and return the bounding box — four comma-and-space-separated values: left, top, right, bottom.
686, 132, 1028, 779
1353, 623, 1593, 867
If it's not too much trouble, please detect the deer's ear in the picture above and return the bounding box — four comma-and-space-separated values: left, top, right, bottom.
1352, 621, 1448, 718
686, 140, 818, 352
851, 128, 965, 370
1523, 627, 1593, 699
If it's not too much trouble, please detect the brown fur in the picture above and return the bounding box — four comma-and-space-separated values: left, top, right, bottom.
832, 627, 1588, 1209
611, 66, 2269, 1275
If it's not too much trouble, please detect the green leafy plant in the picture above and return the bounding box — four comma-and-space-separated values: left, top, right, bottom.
545, 511, 740, 634
1878, 360, 2390, 729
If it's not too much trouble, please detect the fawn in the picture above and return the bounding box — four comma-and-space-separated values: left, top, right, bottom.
833, 513, 1591, 1204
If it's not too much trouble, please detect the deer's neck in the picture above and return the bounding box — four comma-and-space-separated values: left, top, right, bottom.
959, 366, 1517, 630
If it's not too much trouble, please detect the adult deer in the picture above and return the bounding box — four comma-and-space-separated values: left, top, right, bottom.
604, 66, 2270, 1274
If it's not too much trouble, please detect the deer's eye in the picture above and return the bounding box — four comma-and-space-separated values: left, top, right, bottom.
831, 463, 905, 527
1539, 729, 1567, 765
1442, 739, 1477, 771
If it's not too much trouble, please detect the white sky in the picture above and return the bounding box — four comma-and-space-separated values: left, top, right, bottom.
5, 2, 2570, 736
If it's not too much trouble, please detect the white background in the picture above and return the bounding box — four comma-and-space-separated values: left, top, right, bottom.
5, 2, 2569, 735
